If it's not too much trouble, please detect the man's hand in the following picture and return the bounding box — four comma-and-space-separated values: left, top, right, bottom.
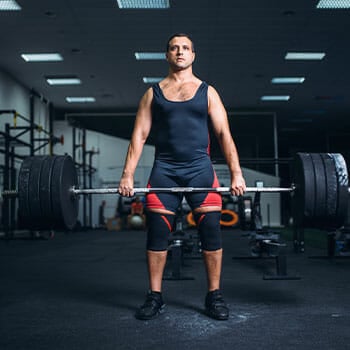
118, 174, 135, 197
230, 173, 246, 197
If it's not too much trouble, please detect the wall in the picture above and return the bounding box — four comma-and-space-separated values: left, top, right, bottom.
54, 120, 155, 227
0, 70, 51, 161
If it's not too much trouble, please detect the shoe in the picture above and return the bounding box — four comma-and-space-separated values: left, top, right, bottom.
135, 291, 165, 320
205, 289, 229, 320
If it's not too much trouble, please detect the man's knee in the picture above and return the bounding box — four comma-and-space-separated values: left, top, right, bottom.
146, 211, 175, 251
194, 211, 222, 251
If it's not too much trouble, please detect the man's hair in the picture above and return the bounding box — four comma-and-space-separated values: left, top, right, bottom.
166, 33, 195, 52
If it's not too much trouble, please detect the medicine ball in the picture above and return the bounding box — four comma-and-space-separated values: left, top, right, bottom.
130, 215, 143, 228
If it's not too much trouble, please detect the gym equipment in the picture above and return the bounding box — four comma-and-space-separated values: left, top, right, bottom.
129, 214, 144, 229
219, 209, 239, 227
234, 190, 299, 280
186, 209, 239, 227
163, 204, 196, 281
1, 152, 349, 231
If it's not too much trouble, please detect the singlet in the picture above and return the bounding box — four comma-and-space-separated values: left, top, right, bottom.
151, 81, 210, 162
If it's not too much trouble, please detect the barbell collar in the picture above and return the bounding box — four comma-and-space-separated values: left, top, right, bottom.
71, 186, 296, 195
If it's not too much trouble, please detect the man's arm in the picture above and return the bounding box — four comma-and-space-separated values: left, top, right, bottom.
208, 85, 246, 196
118, 88, 153, 196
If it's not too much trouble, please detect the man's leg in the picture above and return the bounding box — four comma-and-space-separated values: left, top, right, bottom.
194, 210, 229, 320
147, 250, 168, 292
203, 248, 229, 321
203, 248, 223, 291
135, 210, 174, 320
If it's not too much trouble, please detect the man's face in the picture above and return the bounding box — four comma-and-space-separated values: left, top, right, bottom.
166, 36, 195, 70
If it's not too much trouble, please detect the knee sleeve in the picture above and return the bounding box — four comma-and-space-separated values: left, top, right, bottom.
146, 211, 175, 251
194, 211, 222, 251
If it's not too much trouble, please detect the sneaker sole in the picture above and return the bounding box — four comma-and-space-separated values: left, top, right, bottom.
135, 304, 165, 320
205, 308, 229, 320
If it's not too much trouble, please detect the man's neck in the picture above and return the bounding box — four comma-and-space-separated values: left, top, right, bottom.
167, 67, 194, 83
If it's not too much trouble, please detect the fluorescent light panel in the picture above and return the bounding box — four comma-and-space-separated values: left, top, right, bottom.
143, 77, 163, 83
317, 0, 350, 8
0, 0, 21, 10
117, 0, 169, 8
285, 52, 325, 60
66, 97, 96, 103
21, 53, 63, 62
46, 78, 81, 85
271, 77, 305, 84
135, 52, 165, 60
261, 95, 290, 101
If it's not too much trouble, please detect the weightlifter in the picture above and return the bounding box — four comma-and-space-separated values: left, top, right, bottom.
118, 33, 246, 320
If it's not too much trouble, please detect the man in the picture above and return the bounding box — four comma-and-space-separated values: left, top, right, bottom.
118, 33, 246, 320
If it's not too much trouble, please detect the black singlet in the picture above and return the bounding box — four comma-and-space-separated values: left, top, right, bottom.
151, 81, 210, 162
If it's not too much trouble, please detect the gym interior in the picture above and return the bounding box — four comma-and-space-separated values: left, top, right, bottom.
1, 1, 350, 349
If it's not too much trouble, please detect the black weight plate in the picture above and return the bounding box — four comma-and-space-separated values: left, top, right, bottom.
332, 153, 349, 228
17, 157, 33, 228
310, 153, 327, 220
28, 156, 47, 229
292, 153, 316, 227
39, 156, 57, 229
51, 155, 78, 230
320, 153, 338, 226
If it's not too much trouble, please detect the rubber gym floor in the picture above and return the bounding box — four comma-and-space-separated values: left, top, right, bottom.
1, 226, 349, 350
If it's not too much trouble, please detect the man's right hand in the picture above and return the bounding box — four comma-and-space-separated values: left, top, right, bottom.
118, 174, 134, 197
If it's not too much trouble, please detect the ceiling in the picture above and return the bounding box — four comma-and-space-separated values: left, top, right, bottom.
1, 0, 350, 170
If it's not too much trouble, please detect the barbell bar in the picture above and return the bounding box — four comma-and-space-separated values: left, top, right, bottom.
1, 185, 296, 198
1, 152, 349, 231
71, 186, 296, 195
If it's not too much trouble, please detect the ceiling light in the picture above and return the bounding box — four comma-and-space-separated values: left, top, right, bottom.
271, 77, 305, 84
0, 1, 21, 10
261, 95, 290, 101
21, 53, 63, 62
117, 0, 170, 9
135, 52, 165, 60
66, 97, 96, 103
285, 52, 325, 60
46, 78, 82, 85
317, 0, 350, 8
143, 77, 164, 83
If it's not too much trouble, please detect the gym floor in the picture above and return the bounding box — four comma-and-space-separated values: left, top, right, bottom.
1, 227, 350, 350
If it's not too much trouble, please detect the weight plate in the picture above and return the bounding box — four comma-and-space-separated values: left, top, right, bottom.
39, 156, 57, 229
310, 153, 327, 220
17, 157, 33, 228
332, 153, 349, 228
292, 153, 316, 227
51, 155, 78, 230
320, 153, 338, 226
28, 156, 47, 229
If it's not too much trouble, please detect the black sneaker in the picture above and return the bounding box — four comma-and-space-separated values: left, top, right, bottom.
135, 291, 165, 320
205, 289, 229, 320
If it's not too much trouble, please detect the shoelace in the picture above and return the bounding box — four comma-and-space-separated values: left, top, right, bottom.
210, 292, 226, 306
143, 294, 161, 308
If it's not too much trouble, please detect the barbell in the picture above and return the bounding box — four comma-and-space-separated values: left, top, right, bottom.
1, 152, 349, 231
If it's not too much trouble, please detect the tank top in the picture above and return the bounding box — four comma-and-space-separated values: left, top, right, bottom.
151, 81, 210, 162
